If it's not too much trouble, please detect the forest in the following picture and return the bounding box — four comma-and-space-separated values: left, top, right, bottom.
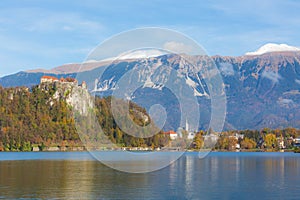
0, 84, 168, 151
0, 83, 300, 152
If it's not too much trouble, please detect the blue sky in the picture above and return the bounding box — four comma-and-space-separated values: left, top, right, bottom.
1, 0, 300, 76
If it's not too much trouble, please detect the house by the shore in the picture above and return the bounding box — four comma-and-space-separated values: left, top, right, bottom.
164, 130, 178, 140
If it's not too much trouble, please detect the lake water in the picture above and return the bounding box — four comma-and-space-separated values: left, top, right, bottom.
0, 152, 299, 199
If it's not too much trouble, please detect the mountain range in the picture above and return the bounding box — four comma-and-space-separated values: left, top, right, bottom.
2, 43, 300, 131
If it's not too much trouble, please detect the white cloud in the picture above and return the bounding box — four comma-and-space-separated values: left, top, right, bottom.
245, 43, 300, 55
295, 79, 300, 85
262, 70, 282, 83
163, 41, 193, 54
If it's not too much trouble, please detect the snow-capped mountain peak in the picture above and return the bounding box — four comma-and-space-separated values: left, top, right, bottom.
245, 43, 300, 56
90, 49, 167, 63
117, 49, 167, 60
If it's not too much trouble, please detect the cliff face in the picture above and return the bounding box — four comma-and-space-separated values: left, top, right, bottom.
40, 81, 93, 116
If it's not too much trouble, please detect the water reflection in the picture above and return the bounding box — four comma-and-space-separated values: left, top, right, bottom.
0, 152, 300, 199
210, 156, 219, 186
0, 161, 96, 199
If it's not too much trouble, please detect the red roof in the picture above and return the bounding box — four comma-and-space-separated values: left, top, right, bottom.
165, 130, 177, 135
41, 76, 58, 81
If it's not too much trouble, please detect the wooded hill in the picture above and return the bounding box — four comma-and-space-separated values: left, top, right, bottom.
0, 84, 168, 151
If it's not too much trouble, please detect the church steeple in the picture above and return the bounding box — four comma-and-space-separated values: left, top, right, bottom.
185, 118, 189, 132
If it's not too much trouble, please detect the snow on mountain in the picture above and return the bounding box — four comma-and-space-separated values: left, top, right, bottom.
27, 50, 167, 74
91, 49, 167, 63
245, 43, 300, 56
118, 49, 167, 59
93, 54, 210, 98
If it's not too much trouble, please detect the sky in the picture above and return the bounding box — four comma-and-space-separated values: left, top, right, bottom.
1, 0, 300, 76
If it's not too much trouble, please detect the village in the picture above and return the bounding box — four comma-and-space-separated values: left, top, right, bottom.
2, 75, 300, 153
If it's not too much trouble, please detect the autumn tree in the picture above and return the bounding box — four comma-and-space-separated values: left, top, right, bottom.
193, 132, 204, 150
264, 133, 277, 149
241, 138, 256, 149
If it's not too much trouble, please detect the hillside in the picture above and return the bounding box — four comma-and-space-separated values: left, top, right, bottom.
1, 51, 300, 130
0, 81, 168, 151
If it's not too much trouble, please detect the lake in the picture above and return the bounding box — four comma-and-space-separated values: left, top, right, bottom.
0, 152, 299, 199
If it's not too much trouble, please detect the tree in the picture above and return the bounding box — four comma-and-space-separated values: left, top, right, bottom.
193, 133, 204, 149
264, 133, 277, 149
241, 138, 256, 149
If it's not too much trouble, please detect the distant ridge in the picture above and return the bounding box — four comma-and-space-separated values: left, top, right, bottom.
26, 61, 108, 74
26, 49, 167, 74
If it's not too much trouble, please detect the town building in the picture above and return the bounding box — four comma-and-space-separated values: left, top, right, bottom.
40, 75, 59, 83
186, 119, 196, 140
187, 132, 196, 140
165, 130, 178, 140
277, 137, 286, 149
294, 138, 300, 147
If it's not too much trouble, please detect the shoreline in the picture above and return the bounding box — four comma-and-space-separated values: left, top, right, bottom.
0, 149, 296, 153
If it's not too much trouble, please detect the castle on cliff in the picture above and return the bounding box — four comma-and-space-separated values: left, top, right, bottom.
40, 75, 86, 89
